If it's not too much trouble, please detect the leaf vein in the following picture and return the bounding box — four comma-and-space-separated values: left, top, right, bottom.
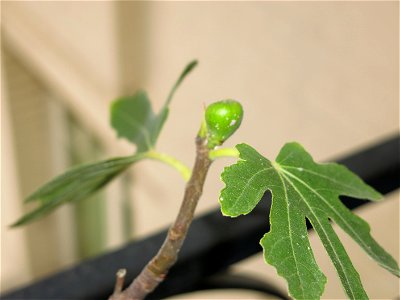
279, 171, 356, 299
229, 166, 273, 213
280, 169, 398, 274
275, 170, 306, 299
282, 166, 362, 195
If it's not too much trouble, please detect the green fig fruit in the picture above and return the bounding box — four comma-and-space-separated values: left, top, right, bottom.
205, 100, 243, 148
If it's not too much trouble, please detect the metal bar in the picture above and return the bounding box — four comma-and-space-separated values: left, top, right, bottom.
191, 273, 291, 300
3, 135, 399, 300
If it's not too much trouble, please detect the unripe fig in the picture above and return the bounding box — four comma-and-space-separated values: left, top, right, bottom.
205, 100, 243, 148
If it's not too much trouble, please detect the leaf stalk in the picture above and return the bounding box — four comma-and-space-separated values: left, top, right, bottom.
144, 150, 191, 181
209, 147, 239, 160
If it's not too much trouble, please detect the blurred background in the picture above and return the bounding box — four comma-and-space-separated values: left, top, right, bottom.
1, 1, 398, 298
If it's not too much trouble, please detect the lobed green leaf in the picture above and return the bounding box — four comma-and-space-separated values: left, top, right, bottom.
219, 142, 399, 299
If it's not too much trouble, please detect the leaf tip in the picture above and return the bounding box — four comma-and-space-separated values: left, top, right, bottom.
24, 195, 36, 203
371, 189, 383, 201
9, 216, 26, 228
187, 59, 198, 69
9, 222, 18, 229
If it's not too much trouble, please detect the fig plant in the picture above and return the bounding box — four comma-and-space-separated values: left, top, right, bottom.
13, 61, 399, 300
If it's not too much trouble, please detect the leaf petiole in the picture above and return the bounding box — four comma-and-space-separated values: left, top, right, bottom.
209, 147, 240, 160
144, 150, 191, 181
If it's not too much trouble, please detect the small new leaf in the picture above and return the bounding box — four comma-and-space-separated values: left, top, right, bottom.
219, 143, 399, 300
151, 60, 198, 146
111, 60, 198, 152
12, 155, 141, 227
111, 91, 155, 152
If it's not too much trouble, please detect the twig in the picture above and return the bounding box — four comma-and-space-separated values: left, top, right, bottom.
113, 269, 127, 295
109, 136, 212, 300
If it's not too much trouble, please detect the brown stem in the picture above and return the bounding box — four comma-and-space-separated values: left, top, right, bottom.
109, 136, 212, 300
113, 269, 127, 295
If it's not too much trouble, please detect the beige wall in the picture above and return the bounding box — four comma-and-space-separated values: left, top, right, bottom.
1, 59, 33, 291
1, 1, 398, 297
132, 1, 398, 234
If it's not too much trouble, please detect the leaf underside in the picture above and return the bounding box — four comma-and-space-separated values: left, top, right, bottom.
219, 142, 399, 300
12, 155, 140, 227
